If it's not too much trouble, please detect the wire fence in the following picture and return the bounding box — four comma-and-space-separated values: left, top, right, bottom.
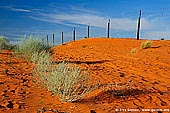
3, 9, 168, 46
41, 9, 170, 46
42, 17, 134, 46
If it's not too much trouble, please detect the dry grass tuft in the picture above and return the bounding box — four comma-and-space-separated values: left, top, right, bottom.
141, 41, 152, 49
32, 51, 94, 102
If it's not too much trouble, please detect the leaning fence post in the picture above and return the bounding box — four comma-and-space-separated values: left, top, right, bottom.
73, 27, 76, 41
136, 10, 141, 40
52, 34, 55, 47
107, 19, 110, 38
61, 32, 64, 44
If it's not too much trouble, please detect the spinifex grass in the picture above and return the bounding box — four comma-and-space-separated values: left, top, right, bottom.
44, 62, 92, 102
13, 36, 94, 102
14, 35, 51, 62
32, 51, 94, 102
0, 36, 15, 51
0, 36, 9, 51
141, 41, 152, 49
130, 48, 137, 54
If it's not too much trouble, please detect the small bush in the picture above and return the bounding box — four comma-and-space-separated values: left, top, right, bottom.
39, 62, 92, 102
0, 36, 9, 51
15, 35, 51, 61
13, 36, 93, 102
141, 41, 151, 49
82, 45, 87, 48
31, 50, 51, 64
32, 51, 93, 102
0, 36, 17, 51
14, 35, 94, 102
160, 37, 164, 40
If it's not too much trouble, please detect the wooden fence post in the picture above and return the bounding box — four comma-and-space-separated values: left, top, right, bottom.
42, 38, 44, 45
61, 32, 64, 44
73, 27, 76, 41
87, 22, 90, 38
136, 10, 142, 40
52, 34, 55, 47
107, 19, 110, 38
46, 35, 49, 45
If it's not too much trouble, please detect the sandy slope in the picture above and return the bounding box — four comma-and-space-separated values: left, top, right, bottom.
0, 38, 170, 113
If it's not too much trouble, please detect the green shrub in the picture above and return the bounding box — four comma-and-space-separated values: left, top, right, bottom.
6, 44, 18, 51
0, 36, 9, 51
141, 41, 151, 49
0, 36, 17, 51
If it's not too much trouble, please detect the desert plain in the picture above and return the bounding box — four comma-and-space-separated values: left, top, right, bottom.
0, 38, 170, 113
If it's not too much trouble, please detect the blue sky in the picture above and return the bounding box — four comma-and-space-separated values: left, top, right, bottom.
1, 0, 170, 44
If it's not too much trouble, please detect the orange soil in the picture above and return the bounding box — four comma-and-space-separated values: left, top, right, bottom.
0, 38, 170, 113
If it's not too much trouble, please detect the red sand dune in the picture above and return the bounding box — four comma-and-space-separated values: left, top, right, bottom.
0, 38, 170, 113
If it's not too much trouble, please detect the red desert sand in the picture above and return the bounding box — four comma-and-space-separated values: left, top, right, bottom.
0, 38, 170, 113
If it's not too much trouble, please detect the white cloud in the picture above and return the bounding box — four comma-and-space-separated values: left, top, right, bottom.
1, 5, 165, 32
29, 7, 163, 32
0, 5, 33, 12
31, 12, 137, 31
9, 6, 32, 12
2, 4, 170, 40
111, 18, 136, 31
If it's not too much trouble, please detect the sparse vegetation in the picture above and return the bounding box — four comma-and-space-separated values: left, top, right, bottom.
141, 41, 152, 49
1, 37, 153, 103
163, 43, 167, 47
29, 40, 93, 102
130, 48, 137, 54
82, 45, 87, 48
39, 101, 44, 105
3, 69, 8, 75
1, 36, 170, 112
